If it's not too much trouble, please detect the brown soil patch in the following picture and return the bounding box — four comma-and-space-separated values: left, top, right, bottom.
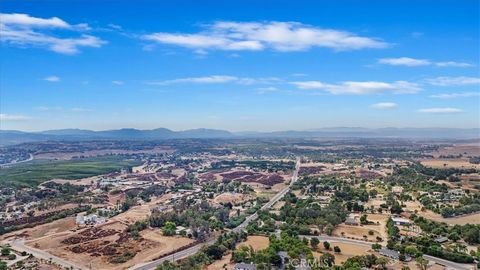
205, 253, 234, 270
423, 210, 480, 225
420, 159, 480, 169
237, 235, 269, 251
313, 242, 372, 265
214, 192, 254, 205
333, 224, 383, 242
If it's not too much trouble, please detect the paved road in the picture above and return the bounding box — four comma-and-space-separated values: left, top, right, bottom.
8, 239, 86, 270
129, 158, 301, 270
299, 235, 475, 270
0, 154, 34, 167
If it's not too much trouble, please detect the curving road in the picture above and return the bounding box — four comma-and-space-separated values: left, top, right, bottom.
129, 158, 301, 270
8, 239, 86, 270
298, 235, 475, 270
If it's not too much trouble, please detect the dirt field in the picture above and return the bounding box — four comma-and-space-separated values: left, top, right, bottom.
364, 198, 386, 209
237, 235, 269, 251
206, 253, 234, 270
423, 210, 480, 225
333, 223, 383, 242
214, 192, 254, 205
403, 200, 424, 213
272, 200, 285, 210
0, 216, 77, 242
111, 205, 151, 224
428, 143, 480, 158
390, 260, 445, 270
420, 159, 480, 169
20, 221, 194, 270
313, 242, 372, 265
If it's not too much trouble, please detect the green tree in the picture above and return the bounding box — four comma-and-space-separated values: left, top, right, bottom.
320, 253, 335, 267
323, 241, 331, 250
415, 257, 428, 270
371, 243, 382, 251
162, 221, 176, 236
310, 237, 319, 250
1, 247, 10, 256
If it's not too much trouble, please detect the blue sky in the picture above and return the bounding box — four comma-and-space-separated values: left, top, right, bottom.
1, 0, 479, 131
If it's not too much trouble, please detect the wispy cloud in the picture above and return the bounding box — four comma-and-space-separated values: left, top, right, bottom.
291, 80, 421, 95
0, 13, 106, 54
425, 76, 480, 86
0, 113, 31, 121
147, 75, 281, 86
435, 61, 473, 67
44, 75, 60, 82
35, 106, 62, 111
256, 86, 279, 94
378, 57, 473, 67
371, 102, 398, 109
418, 107, 463, 113
430, 92, 480, 99
378, 57, 430, 66
112, 80, 125, 85
143, 21, 388, 53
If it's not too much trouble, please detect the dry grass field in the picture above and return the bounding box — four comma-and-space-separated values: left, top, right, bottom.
420, 142, 480, 169
313, 243, 372, 265
214, 192, 254, 205
333, 223, 383, 242
420, 159, 480, 169
237, 235, 269, 251
205, 253, 234, 270
19, 221, 194, 270
422, 210, 480, 225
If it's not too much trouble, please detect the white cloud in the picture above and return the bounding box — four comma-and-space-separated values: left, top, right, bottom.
0, 13, 71, 28
0, 13, 105, 54
35, 106, 62, 111
149, 75, 238, 85
378, 57, 430, 66
143, 21, 388, 52
292, 80, 421, 95
147, 75, 281, 86
430, 92, 480, 99
44, 75, 60, 82
112, 80, 124, 85
418, 107, 463, 113
371, 102, 398, 109
0, 114, 31, 121
435, 61, 473, 67
378, 57, 473, 67
425, 76, 480, 86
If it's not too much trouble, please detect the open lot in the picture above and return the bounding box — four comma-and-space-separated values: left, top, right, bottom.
333, 223, 384, 242
313, 242, 372, 265
420, 159, 480, 169
423, 210, 480, 225
237, 235, 269, 251
15, 220, 194, 270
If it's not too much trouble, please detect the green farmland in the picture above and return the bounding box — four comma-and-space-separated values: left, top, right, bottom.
0, 156, 142, 188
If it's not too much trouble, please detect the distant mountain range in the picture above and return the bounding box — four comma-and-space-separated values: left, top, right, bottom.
0, 127, 478, 145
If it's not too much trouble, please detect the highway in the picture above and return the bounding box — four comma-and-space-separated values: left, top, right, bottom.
298, 235, 475, 270
129, 158, 301, 270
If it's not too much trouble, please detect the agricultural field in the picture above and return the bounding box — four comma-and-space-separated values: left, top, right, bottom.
0, 156, 142, 187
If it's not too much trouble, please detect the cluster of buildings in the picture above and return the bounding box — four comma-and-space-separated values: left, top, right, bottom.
75, 213, 106, 226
